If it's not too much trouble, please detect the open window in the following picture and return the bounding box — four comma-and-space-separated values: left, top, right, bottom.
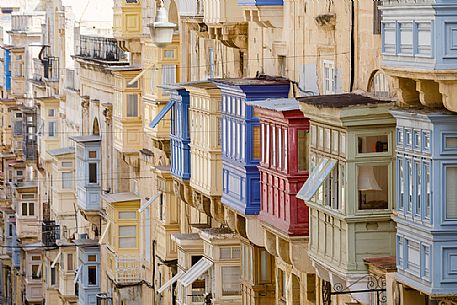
358, 134, 388, 154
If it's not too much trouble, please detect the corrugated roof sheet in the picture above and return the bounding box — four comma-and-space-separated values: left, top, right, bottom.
246, 98, 300, 112
47, 146, 75, 157
297, 93, 392, 108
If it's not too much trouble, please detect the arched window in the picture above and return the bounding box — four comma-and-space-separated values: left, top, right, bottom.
92, 118, 100, 136
368, 70, 392, 98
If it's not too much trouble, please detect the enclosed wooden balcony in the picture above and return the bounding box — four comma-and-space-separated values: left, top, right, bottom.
113, 0, 142, 44
106, 250, 144, 285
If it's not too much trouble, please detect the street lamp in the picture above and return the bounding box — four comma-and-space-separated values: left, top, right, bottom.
148, 0, 176, 48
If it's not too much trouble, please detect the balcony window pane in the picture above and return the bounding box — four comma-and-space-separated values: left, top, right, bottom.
127, 94, 138, 117
358, 135, 388, 153
259, 249, 271, 283
88, 266, 97, 285
88, 255, 97, 262
50, 267, 56, 285
88, 163, 97, 184
48, 109, 55, 117
62, 172, 72, 189
48, 121, 56, 137
221, 266, 241, 295
446, 136, 457, 149
298, 130, 309, 171
119, 225, 137, 248
398, 159, 404, 210
67, 253, 74, 271
415, 161, 421, 216
424, 163, 431, 218
31, 264, 41, 279
28, 202, 34, 216
162, 64, 177, 85
253, 125, 261, 160
272, 126, 276, 167
21, 202, 27, 216
119, 211, 137, 220
358, 165, 388, 210
408, 160, 413, 213
446, 166, 457, 219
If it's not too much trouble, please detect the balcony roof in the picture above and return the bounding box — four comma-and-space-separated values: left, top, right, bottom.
297, 93, 391, 109
364, 256, 396, 273
199, 227, 238, 241
14, 181, 38, 189
213, 76, 289, 86
22, 242, 43, 252
69, 135, 101, 143
246, 98, 299, 112
102, 192, 140, 204
47, 146, 75, 157
73, 238, 99, 247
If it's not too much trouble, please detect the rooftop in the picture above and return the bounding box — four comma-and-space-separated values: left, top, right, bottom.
364, 256, 397, 273
102, 192, 140, 203
297, 93, 392, 109
47, 146, 75, 157
73, 238, 99, 247
199, 227, 238, 240
247, 98, 300, 112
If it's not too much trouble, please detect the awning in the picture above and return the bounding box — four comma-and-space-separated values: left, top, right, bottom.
74, 264, 82, 284
157, 271, 184, 294
179, 257, 213, 287
297, 158, 337, 202
139, 192, 162, 213
98, 221, 111, 245
149, 100, 175, 129
51, 250, 61, 268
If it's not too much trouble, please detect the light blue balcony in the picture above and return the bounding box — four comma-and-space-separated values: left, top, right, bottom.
71, 135, 101, 211
4, 49, 11, 91
214, 77, 290, 215
381, 0, 457, 70
237, 0, 283, 5
75, 240, 100, 305
391, 109, 457, 296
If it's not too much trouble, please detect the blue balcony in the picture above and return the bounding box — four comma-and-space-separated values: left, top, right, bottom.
381, 0, 457, 70
391, 109, 457, 296
71, 135, 101, 211
214, 77, 290, 215
237, 0, 283, 5
75, 240, 100, 305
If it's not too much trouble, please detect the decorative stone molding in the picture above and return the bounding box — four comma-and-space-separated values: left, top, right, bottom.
315, 13, 336, 31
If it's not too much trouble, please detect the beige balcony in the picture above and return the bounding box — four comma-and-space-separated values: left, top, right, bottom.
106, 250, 144, 284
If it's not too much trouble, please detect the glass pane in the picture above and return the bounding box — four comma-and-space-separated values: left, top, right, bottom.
446, 167, 457, 219
298, 130, 309, 171
118, 211, 137, 220
28, 202, 34, 216
88, 266, 97, 285
88, 255, 97, 262
89, 163, 97, 184
358, 135, 388, 153
127, 94, 139, 117
446, 137, 457, 149
88, 151, 97, 158
119, 225, 136, 236
399, 159, 404, 210
424, 163, 431, 218
358, 165, 388, 210
253, 125, 261, 160
260, 249, 270, 283
221, 266, 241, 295
119, 237, 136, 248
415, 162, 421, 215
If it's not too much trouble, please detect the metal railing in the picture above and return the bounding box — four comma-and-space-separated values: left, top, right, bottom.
79, 36, 124, 62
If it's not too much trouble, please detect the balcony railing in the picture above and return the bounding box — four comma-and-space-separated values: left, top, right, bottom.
43, 57, 59, 81
106, 251, 144, 284
42, 220, 60, 247
79, 36, 124, 62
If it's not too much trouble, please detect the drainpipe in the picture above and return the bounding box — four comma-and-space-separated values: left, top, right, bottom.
350, 0, 355, 92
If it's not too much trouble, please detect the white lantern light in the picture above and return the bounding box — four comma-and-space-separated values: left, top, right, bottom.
148, 0, 176, 48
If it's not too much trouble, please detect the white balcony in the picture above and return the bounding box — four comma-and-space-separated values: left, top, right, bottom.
106, 250, 144, 284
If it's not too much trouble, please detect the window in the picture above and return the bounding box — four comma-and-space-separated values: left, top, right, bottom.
162, 64, 177, 85
407, 160, 413, 213
405, 129, 412, 146
415, 161, 421, 216
272, 126, 276, 167
62, 172, 72, 189
323, 60, 336, 94
50, 267, 56, 286
88, 255, 97, 262
358, 165, 388, 210
88, 163, 97, 184
259, 249, 271, 283
397, 128, 404, 145
208, 48, 215, 79
373, 1, 382, 34
48, 121, 56, 137
15, 113, 22, 118
127, 94, 139, 117
48, 109, 55, 117
221, 266, 241, 296
358, 135, 388, 153
31, 264, 41, 279
88, 151, 97, 158
144, 207, 151, 262
446, 166, 457, 219
159, 193, 164, 221
424, 132, 431, 151
298, 130, 308, 171
278, 269, 286, 300
119, 225, 137, 248
220, 247, 241, 260
22, 193, 35, 199
119, 211, 136, 220
163, 49, 175, 59
62, 161, 72, 167
87, 266, 97, 285
424, 163, 431, 218
278, 55, 286, 76
253, 125, 261, 160
398, 159, 404, 210
126, 80, 138, 88
67, 253, 74, 271
21, 202, 34, 216
446, 136, 457, 149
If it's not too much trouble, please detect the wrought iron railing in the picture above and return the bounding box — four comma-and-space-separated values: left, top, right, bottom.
106, 251, 144, 284
79, 36, 124, 62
